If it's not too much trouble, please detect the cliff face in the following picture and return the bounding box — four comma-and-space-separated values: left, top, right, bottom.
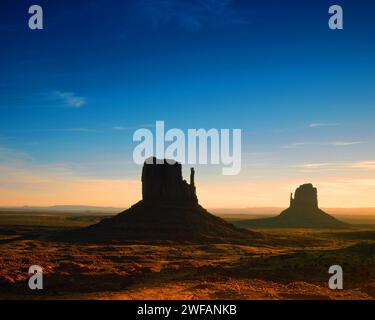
142, 157, 197, 205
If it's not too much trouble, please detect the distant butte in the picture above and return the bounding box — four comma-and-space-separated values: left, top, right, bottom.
59, 157, 262, 243
238, 183, 349, 229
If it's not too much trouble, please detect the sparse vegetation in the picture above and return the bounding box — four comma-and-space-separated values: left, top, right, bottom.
0, 210, 374, 300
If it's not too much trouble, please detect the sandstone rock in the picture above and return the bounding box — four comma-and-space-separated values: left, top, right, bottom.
290, 184, 318, 209
239, 183, 348, 229
142, 157, 197, 204
58, 158, 261, 244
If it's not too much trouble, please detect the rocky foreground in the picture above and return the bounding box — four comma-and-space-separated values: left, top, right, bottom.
0, 231, 375, 299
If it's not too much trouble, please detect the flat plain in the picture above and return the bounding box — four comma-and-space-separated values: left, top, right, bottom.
0, 210, 374, 300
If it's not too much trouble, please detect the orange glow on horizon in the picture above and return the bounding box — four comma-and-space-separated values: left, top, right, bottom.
1, 177, 375, 209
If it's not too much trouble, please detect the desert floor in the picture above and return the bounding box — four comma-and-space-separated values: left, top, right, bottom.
0, 211, 374, 300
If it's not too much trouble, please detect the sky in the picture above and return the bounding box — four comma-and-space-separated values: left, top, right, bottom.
0, 0, 375, 208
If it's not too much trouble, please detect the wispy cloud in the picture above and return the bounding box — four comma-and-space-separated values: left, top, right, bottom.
13, 128, 96, 134
308, 123, 340, 128
297, 163, 337, 169
0, 147, 31, 164
282, 141, 364, 149
0, 90, 87, 109
43, 128, 95, 133
113, 126, 132, 131
133, 0, 248, 31
113, 123, 156, 131
53, 90, 86, 108
348, 161, 375, 170
296, 161, 375, 171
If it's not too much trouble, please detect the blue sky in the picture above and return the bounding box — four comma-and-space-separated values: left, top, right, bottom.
1, 0, 375, 207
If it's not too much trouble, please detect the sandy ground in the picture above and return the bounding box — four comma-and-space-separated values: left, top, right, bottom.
0, 227, 375, 300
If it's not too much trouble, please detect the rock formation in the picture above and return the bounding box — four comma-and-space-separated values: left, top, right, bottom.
142, 157, 197, 204
59, 157, 261, 243
289, 184, 318, 209
238, 183, 349, 229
